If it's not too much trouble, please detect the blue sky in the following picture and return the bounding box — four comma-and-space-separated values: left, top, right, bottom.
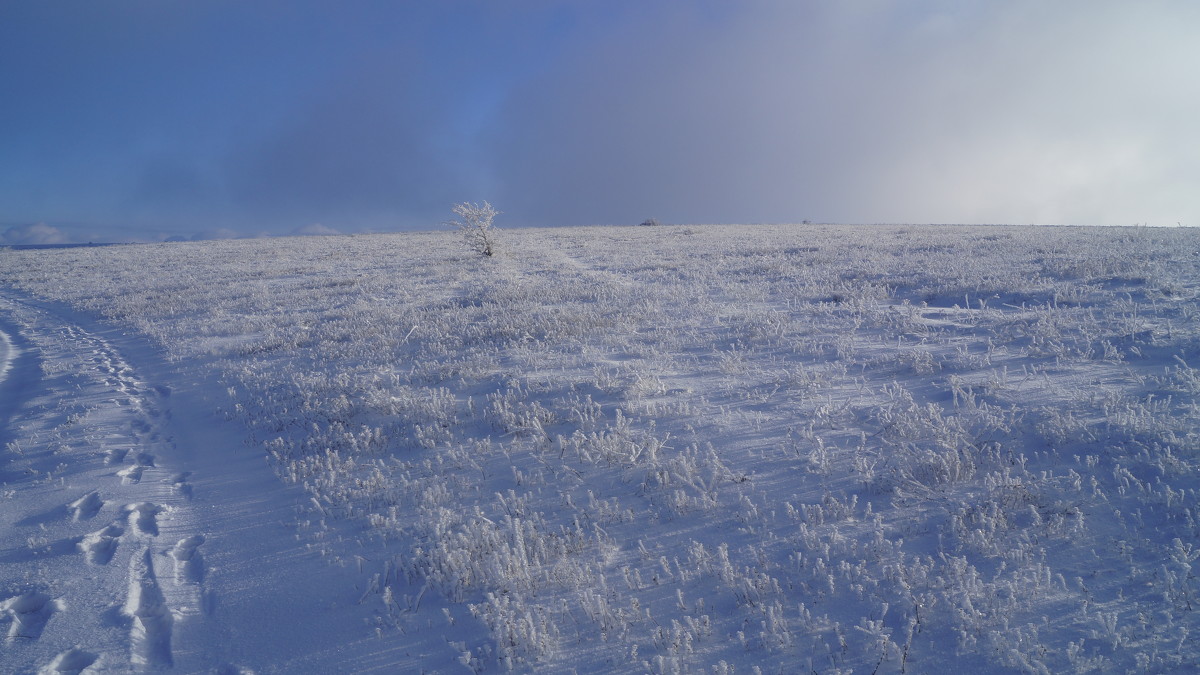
2, 1, 1197, 243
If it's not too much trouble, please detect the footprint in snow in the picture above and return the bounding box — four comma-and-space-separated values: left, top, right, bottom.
38, 646, 100, 674
169, 535, 206, 584
167, 472, 193, 500
68, 491, 103, 521
121, 503, 165, 537
2, 591, 62, 642
117, 454, 156, 485
79, 524, 124, 565
116, 465, 145, 485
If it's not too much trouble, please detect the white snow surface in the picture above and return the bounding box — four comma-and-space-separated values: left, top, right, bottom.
0, 223, 1198, 673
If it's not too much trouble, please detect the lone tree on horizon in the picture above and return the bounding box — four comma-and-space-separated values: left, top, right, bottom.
445, 201, 499, 257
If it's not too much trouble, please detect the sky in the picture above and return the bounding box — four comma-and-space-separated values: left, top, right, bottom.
1, 1, 1197, 243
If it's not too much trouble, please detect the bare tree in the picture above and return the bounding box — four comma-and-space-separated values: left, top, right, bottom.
445, 202, 499, 257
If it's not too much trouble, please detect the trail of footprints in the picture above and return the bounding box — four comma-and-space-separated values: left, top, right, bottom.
3, 321, 210, 672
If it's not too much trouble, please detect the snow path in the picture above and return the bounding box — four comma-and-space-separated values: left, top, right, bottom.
0, 292, 419, 673
0, 292, 225, 672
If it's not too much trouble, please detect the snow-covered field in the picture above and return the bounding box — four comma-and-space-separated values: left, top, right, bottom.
1, 223, 1198, 673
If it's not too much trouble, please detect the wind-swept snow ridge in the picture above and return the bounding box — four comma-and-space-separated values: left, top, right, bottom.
0, 326, 14, 383
2, 224, 1200, 672
124, 546, 173, 668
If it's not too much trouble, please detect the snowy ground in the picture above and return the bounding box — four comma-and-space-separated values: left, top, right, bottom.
1, 224, 1198, 673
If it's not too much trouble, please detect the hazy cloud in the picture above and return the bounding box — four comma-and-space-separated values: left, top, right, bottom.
189, 228, 241, 242
1, 223, 69, 246
220, 34, 472, 232
2, 1, 1196, 236
292, 223, 342, 237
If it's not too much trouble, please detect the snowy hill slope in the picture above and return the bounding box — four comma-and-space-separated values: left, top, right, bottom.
2, 224, 1198, 673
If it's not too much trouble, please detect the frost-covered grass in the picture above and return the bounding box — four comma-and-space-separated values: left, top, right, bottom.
3, 223, 1199, 672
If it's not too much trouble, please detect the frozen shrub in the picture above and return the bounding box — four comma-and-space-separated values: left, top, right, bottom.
446, 201, 499, 257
